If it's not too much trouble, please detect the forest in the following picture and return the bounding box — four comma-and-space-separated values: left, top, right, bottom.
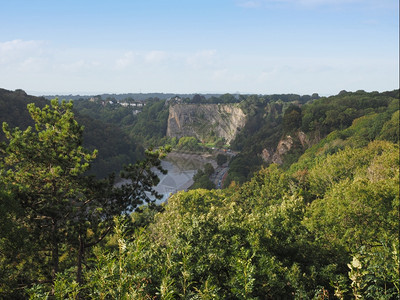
0, 88, 399, 299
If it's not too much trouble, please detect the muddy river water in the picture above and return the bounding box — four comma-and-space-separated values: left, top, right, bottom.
152, 152, 217, 203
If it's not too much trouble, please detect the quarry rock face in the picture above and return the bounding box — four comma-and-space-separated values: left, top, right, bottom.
167, 104, 246, 144
272, 136, 294, 164
261, 131, 310, 164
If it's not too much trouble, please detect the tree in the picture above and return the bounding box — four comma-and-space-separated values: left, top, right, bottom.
0, 99, 169, 295
177, 136, 201, 151
1, 100, 97, 282
72, 146, 169, 286
191, 94, 204, 103
216, 154, 228, 166
203, 162, 215, 176
191, 164, 216, 190
282, 104, 302, 134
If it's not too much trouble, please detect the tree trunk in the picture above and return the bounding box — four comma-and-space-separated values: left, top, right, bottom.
51, 221, 59, 280
50, 221, 59, 296
77, 233, 85, 286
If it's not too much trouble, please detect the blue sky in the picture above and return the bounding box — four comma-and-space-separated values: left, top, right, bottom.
0, 0, 398, 96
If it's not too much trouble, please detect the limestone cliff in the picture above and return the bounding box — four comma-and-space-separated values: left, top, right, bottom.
261, 131, 310, 164
167, 104, 246, 144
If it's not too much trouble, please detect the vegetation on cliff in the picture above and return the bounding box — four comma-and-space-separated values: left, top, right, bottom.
225, 89, 399, 185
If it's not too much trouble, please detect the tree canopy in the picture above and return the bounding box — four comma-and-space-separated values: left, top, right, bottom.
0, 100, 168, 297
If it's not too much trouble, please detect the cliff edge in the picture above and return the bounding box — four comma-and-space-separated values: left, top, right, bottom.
167, 104, 246, 144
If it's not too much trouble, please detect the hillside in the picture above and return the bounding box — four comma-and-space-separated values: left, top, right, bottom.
4, 88, 397, 182
224, 89, 399, 185
0, 88, 48, 137
0, 88, 142, 178
65, 89, 400, 185
1, 88, 399, 299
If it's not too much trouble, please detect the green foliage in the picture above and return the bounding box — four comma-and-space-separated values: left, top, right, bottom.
283, 104, 302, 134
16, 139, 400, 299
1, 89, 399, 299
224, 154, 263, 186
346, 240, 400, 299
1, 100, 97, 283
0, 88, 48, 141
235, 164, 291, 207
0, 89, 142, 178
300, 90, 396, 136
77, 114, 142, 178
0, 100, 168, 297
176, 136, 202, 152
83, 218, 158, 299
203, 162, 215, 176
128, 99, 169, 147
216, 153, 228, 166
378, 110, 400, 143
191, 163, 216, 190
303, 141, 399, 296
290, 104, 399, 176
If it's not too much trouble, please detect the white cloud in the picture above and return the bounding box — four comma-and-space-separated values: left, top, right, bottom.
144, 50, 167, 64
115, 51, 135, 70
212, 68, 245, 82
186, 50, 218, 69
0, 38, 395, 95
60, 60, 87, 72
0, 39, 46, 65
19, 57, 49, 72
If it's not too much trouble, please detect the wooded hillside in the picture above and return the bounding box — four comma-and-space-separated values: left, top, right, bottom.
0, 88, 398, 299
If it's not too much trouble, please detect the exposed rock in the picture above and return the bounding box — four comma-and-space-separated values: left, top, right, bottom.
261, 131, 310, 164
271, 135, 294, 164
167, 104, 246, 144
261, 148, 271, 162
297, 131, 310, 148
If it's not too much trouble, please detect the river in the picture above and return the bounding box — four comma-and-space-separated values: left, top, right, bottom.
151, 151, 217, 204
117, 151, 218, 204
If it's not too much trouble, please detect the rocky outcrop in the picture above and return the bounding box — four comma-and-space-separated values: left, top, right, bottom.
261, 131, 310, 164
297, 131, 310, 148
167, 104, 246, 144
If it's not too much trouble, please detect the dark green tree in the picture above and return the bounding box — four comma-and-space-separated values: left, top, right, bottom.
282, 104, 302, 134
191, 164, 216, 190
0, 100, 169, 296
203, 162, 215, 176
1, 100, 97, 282
216, 153, 228, 166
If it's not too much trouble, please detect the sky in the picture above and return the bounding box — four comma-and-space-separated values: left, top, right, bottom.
0, 0, 398, 96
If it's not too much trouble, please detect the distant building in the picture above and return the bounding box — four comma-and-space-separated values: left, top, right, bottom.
117, 101, 144, 107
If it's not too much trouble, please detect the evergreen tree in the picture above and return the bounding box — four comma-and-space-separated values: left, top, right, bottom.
0, 100, 168, 296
